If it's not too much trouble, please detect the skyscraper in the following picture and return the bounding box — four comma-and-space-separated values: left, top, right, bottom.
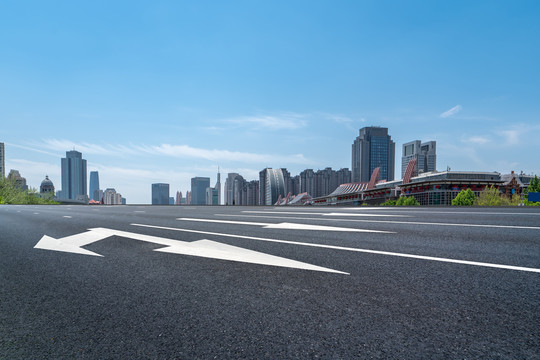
352, 127, 395, 182
224, 173, 243, 205
0, 142, 5, 179
401, 140, 437, 178
191, 177, 210, 205
60, 150, 87, 200
151, 183, 169, 205
260, 168, 286, 205
89, 171, 100, 201
8, 170, 28, 191
215, 167, 221, 205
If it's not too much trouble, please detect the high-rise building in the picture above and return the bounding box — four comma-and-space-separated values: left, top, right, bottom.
176, 191, 183, 205
89, 171, 100, 201
300, 169, 315, 196
0, 142, 5, 179
215, 167, 221, 205
260, 168, 286, 205
299, 167, 351, 198
151, 183, 169, 205
94, 189, 104, 203
352, 127, 395, 182
401, 140, 437, 178
8, 169, 28, 191
191, 177, 210, 205
185, 191, 191, 205
224, 173, 243, 205
104, 188, 123, 205
60, 150, 87, 200
245, 180, 259, 205
206, 168, 222, 205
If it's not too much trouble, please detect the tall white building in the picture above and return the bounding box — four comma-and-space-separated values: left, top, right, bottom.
401, 140, 437, 178
104, 188, 123, 205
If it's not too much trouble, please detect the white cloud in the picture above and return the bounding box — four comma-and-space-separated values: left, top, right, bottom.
463, 136, 491, 145
31, 139, 310, 165
225, 113, 307, 130
40, 139, 140, 156
497, 129, 520, 146
138, 144, 309, 164
440, 105, 463, 118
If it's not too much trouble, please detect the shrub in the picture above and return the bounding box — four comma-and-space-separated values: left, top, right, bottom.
396, 196, 420, 206
474, 186, 517, 206
452, 188, 476, 206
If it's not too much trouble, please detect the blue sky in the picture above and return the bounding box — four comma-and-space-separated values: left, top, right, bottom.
1, 0, 539, 204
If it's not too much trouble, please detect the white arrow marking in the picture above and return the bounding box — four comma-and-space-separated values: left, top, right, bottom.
176, 218, 394, 233
34, 227, 347, 274
132, 224, 540, 274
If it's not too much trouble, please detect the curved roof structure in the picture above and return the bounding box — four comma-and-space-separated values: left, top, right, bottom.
327, 182, 369, 197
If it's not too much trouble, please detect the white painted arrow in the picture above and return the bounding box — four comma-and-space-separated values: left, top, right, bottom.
34, 227, 347, 274
177, 218, 394, 233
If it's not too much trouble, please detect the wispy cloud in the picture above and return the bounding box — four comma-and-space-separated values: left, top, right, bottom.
225, 113, 307, 130
40, 139, 140, 156
463, 136, 491, 145
138, 144, 309, 164
497, 129, 520, 146
32, 139, 310, 165
440, 105, 463, 118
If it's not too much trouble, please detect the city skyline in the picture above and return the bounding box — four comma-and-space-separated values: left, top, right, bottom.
1, 1, 539, 204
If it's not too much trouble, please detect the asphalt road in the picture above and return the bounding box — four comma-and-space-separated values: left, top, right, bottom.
1, 205, 539, 359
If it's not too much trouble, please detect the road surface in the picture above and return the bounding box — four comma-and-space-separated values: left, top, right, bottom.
1, 205, 539, 358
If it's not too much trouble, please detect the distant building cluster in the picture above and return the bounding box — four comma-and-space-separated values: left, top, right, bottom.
1, 124, 537, 206
0, 145, 125, 204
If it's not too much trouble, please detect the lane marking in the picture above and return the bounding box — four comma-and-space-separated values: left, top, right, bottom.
217, 214, 540, 230
309, 208, 540, 216
34, 227, 346, 274
242, 211, 408, 217
177, 217, 393, 233
63, 216, 72, 218
132, 223, 540, 274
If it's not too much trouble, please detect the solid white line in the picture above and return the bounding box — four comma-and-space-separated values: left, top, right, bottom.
242, 211, 408, 217
130, 223, 540, 273
177, 217, 393, 233
217, 214, 540, 230
178, 218, 269, 226
63, 216, 72, 218
335, 208, 540, 215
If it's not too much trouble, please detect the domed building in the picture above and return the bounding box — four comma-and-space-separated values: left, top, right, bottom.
40, 175, 55, 197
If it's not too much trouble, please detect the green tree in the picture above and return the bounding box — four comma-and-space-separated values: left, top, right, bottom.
474, 186, 517, 206
0, 178, 58, 205
525, 175, 540, 205
452, 188, 476, 206
396, 196, 420, 206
